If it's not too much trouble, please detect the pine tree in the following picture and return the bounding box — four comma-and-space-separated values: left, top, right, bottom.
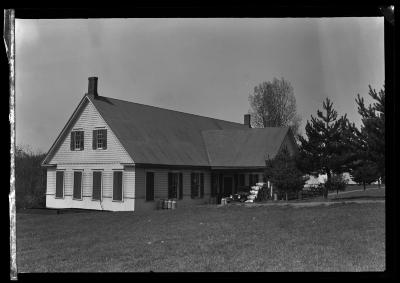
355, 85, 385, 185
265, 147, 306, 200
351, 160, 379, 190
298, 98, 358, 198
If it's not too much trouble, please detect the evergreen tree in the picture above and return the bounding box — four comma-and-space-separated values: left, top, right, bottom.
355, 85, 385, 185
298, 98, 358, 198
351, 160, 379, 190
265, 146, 307, 200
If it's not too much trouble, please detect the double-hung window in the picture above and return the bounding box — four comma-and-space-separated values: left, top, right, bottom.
168, 172, 183, 199
93, 129, 107, 150
70, 130, 84, 151
191, 172, 204, 199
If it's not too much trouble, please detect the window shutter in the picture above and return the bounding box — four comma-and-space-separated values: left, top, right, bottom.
218, 174, 223, 196
73, 171, 82, 199
92, 172, 102, 200
113, 171, 123, 201
179, 173, 183, 200
92, 130, 97, 150
102, 129, 107, 149
146, 172, 154, 201
234, 174, 238, 194
56, 171, 64, 198
70, 132, 75, 150
80, 131, 84, 150
168, 173, 172, 199
200, 173, 204, 198
191, 173, 196, 199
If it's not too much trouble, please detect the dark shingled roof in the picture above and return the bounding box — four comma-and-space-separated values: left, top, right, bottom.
88, 94, 294, 168
202, 127, 290, 167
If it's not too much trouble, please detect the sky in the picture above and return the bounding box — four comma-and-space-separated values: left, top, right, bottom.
15, 18, 384, 153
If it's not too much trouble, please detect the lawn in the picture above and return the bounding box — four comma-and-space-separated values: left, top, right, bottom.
329, 187, 385, 200
16, 202, 385, 272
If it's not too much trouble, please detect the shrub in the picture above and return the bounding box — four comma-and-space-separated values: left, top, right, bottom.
15, 145, 47, 210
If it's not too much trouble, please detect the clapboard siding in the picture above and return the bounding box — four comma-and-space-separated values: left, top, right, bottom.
48, 100, 133, 165
49, 164, 133, 200
46, 168, 56, 194
135, 168, 211, 200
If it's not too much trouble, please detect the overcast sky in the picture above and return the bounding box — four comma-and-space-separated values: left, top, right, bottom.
16, 18, 384, 153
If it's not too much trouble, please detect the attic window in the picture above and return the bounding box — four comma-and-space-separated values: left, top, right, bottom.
93, 129, 107, 150
70, 131, 84, 151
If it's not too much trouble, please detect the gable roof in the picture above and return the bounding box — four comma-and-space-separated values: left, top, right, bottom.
43, 93, 297, 168
87, 94, 249, 167
202, 127, 291, 168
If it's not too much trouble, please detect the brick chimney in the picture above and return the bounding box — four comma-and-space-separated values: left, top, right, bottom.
244, 114, 251, 128
88, 77, 98, 97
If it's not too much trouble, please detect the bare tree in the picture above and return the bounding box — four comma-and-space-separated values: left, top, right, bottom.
248, 77, 301, 135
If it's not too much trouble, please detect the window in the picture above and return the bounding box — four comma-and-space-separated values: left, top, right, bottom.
92, 171, 102, 201
70, 131, 84, 151
113, 171, 123, 201
168, 172, 183, 199
73, 171, 83, 200
93, 129, 107, 150
55, 171, 64, 198
191, 172, 204, 199
146, 172, 155, 201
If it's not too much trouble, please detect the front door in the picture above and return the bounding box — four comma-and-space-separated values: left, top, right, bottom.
223, 176, 233, 197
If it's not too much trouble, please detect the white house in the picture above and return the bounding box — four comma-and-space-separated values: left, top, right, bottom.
41, 77, 298, 212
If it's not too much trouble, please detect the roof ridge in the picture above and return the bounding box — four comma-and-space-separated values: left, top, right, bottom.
89, 94, 246, 127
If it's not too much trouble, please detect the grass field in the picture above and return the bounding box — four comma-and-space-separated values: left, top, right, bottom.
16, 200, 385, 272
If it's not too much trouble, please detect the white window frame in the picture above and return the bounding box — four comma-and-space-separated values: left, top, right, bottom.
72, 129, 84, 151
191, 171, 202, 198
92, 170, 103, 201
55, 170, 65, 199
72, 170, 84, 201
112, 170, 124, 202
97, 130, 104, 149
94, 127, 106, 150
169, 171, 182, 200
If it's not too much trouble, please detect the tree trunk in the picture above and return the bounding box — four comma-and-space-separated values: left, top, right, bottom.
325, 171, 331, 199
285, 193, 288, 201
363, 181, 366, 191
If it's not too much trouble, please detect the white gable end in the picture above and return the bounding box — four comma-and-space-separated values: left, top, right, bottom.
48, 99, 133, 165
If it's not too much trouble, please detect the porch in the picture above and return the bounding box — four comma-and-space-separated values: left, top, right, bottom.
210, 168, 266, 204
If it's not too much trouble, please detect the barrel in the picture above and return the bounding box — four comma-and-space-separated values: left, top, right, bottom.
167, 199, 172, 209
163, 199, 169, 209
171, 200, 177, 209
